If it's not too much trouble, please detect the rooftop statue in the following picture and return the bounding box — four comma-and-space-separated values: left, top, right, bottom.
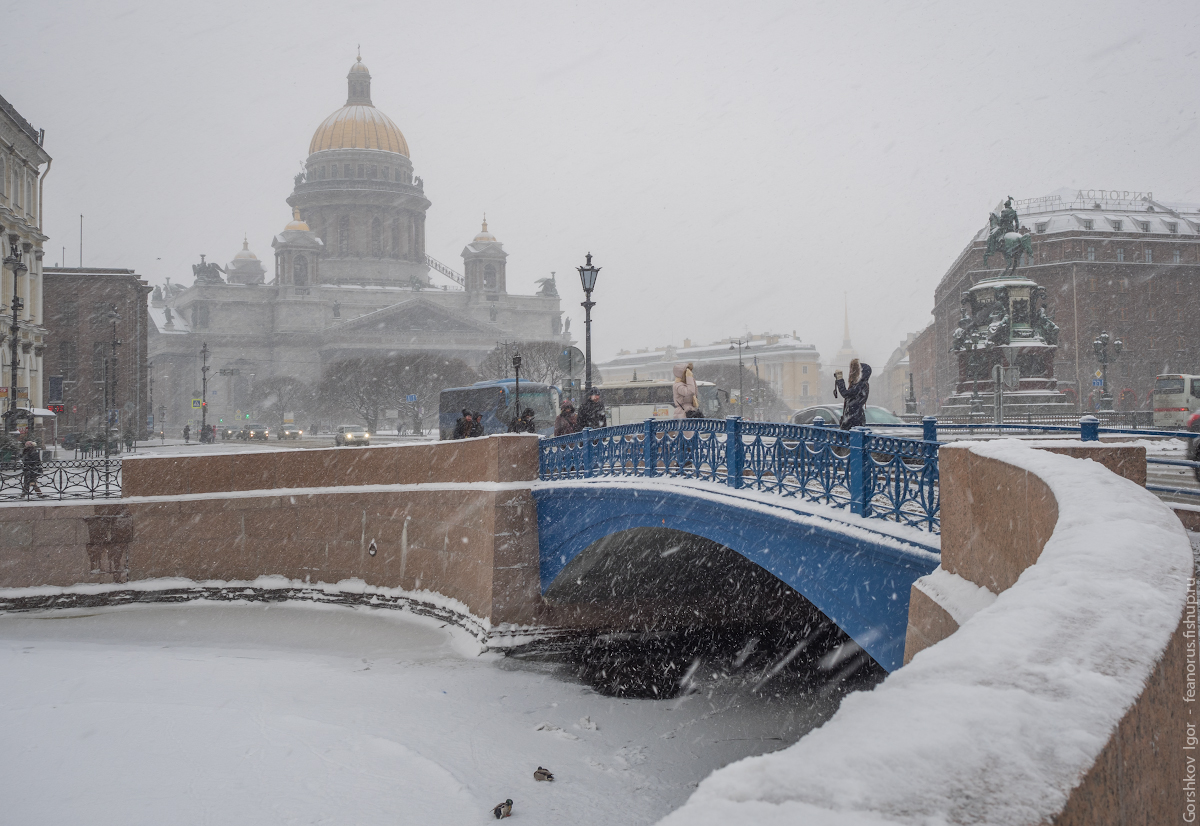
192, 254, 226, 285
983, 196, 1034, 278
536, 272, 559, 298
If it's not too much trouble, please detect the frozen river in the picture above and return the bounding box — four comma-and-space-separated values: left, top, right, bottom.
0, 602, 864, 824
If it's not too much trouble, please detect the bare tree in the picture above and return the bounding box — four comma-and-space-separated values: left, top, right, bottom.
699, 363, 790, 421
247, 376, 314, 431
318, 354, 477, 433
478, 341, 566, 384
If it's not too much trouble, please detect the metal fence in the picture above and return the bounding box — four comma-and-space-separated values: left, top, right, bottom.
0, 457, 122, 501
539, 417, 941, 533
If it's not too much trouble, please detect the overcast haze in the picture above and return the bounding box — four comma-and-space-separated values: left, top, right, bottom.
5, 1, 1198, 367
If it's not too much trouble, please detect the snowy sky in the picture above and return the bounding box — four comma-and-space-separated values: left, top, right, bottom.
5, 0, 1198, 367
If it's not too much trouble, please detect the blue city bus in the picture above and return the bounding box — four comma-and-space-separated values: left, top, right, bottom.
439, 380, 560, 439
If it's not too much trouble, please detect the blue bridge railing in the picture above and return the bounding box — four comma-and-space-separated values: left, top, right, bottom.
538, 417, 941, 533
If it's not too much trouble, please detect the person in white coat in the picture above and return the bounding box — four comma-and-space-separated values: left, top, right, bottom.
673, 363, 699, 418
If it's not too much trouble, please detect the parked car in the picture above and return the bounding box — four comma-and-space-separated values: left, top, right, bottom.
334, 425, 370, 446
239, 422, 270, 441
279, 426, 303, 440
791, 405, 906, 428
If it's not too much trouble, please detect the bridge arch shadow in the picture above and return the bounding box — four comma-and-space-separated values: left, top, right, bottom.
533, 484, 939, 672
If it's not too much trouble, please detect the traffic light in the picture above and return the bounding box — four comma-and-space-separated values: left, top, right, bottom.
246, 414, 250, 419
218, 417, 223, 423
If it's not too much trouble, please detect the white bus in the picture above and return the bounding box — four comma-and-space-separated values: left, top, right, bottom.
594, 380, 726, 426
1152, 374, 1200, 429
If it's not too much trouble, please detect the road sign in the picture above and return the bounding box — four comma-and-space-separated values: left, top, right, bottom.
558, 346, 585, 377
284, 411, 295, 425
1092, 379, 1104, 387
406, 394, 418, 403
192, 399, 202, 409
1094, 369, 1103, 379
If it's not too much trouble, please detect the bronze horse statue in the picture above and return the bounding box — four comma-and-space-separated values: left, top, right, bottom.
983, 197, 1034, 278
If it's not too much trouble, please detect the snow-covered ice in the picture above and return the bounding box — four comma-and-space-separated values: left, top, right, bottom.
0, 601, 850, 824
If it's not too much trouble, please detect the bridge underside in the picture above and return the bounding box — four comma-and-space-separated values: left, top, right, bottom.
533, 483, 939, 672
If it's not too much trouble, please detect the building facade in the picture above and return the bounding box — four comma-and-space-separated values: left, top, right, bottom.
42, 268, 152, 437
913, 190, 1200, 411
0, 93, 51, 418
599, 332, 823, 410
149, 57, 565, 429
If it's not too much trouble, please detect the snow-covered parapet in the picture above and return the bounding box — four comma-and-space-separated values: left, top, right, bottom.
659, 439, 1193, 826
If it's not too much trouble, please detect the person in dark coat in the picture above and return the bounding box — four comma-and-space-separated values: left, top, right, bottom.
21, 440, 42, 497
183, 424, 191, 444
834, 359, 871, 430
554, 401, 579, 436
577, 391, 607, 429
508, 408, 537, 433
468, 411, 485, 438
451, 408, 471, 439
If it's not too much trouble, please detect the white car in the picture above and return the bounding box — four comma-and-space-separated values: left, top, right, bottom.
334, 425, 370, 447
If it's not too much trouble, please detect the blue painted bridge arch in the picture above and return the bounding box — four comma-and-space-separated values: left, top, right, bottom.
532, 481, 940, 673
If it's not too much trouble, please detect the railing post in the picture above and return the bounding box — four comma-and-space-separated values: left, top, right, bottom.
582, 427, 594, 477
849, 426, 871, 517
642, 418, 657, 478
922, 415, 937, 443
1080, 415, 1100, 442
725, 416, 743, 488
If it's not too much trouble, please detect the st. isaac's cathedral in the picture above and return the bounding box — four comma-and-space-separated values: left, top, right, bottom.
149, 55, 566, 427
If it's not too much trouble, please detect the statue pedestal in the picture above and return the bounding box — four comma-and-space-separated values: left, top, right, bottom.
940, 344, 1075, 419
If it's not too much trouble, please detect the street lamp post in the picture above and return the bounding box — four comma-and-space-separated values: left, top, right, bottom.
200, 342, 210, 441
3, 234, 27, 436
576, 253, 601, 393
729, 338, 750, 418
159, 404, 166, 444
512, 351, 522, 427
1093, 331, 1122, 412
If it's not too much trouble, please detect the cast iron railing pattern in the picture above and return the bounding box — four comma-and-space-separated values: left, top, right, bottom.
0, 457, 122, 501
538, 417, 942, 533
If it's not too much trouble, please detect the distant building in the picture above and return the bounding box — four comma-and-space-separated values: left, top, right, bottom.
148, 56, 565, 428
43, 268, 152, 436
880, 331, 922, 415
0, 92, 51, 418
911, 190, 1200, 411
598, 332, 823, 410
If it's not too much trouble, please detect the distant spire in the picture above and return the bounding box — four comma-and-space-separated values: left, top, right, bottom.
242, 235, 249, 250
482, 213, 488, 233
357, 44, 361, 62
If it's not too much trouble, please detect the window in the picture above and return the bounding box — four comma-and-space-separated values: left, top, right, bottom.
1116, 248, 1124, 262
802, 365, 809, 374
1167, 222, 1178, 234
343, 163, 351, 178
319, 166, 326, 180
357, 164, 365, 179
293, 255, 308, 286
338, 215, 349, 254
58, 341, 75, 382
1174, 250, 1181, 264
1145, 247, 1153, 264
801, 382, 809, 396
1083, 219, 1094, 230
1087, 246, 1095, 261
331, 164, 339, 179
1119, 277, 1129, 291
1035, 222, 1048, 233
1139, 221, 1150, 232
370, 217, 382, 256
484, 264, 497, 290
1112, 220, 1122, 231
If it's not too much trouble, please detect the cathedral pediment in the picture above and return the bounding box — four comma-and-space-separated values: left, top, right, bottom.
322, 296, 495, 340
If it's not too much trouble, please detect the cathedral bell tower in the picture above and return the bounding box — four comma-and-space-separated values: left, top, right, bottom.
272, 208, 323, 297
461, 217, 507, 296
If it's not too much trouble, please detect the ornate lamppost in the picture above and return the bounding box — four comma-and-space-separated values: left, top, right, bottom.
576, 253, 601, 393
200, 342, 210, 441
729, 338, 751, 417
512, 351, 522, 426
1093, 331, 1122, 412
3, 234, 27, 435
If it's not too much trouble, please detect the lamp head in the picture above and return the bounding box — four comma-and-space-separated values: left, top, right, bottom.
512, 353, 522, 370
577, 252, 600, 292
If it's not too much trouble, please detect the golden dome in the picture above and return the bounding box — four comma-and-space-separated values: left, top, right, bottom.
308, 54, 409, 156
473, 215, 497, 243
285, 207, 310, 232
309, 105, 409, 155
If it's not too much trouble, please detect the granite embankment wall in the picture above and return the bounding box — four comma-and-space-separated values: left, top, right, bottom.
0, 436, 544, 627
906, 442, 1190, 825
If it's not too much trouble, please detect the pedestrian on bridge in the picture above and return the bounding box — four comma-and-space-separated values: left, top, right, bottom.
673, 363, 700, 419
555, 400, 579, 436
578, 391, 607, 429
834, 359, 872, 430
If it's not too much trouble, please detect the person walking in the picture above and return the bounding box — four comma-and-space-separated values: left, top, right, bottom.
834, 358, 872, 430
183, 424, 191, 444
554, 400, 579, 436
452, 408, 471, 439
672, 363, 700, 419
577, 391, 606, 429
468, 411, 485, 438
20, 441, 42, 498
508, 408, 537, 434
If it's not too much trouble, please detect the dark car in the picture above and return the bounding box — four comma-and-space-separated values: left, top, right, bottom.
239, 422, 270, 441
792, 405, 906, 428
